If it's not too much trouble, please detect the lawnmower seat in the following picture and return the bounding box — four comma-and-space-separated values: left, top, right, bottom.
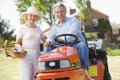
89, 48, 107, 59
87, 39, 107, 59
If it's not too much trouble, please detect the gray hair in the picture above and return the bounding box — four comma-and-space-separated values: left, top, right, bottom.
53, 2, 66, 12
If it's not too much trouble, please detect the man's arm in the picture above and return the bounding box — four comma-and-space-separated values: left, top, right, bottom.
68, 17, 81, 35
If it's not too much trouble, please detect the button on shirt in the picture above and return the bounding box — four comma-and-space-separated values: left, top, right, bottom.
47, 17, 85, 44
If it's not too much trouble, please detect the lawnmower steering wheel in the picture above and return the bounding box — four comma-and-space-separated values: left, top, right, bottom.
55, 34, 78, 46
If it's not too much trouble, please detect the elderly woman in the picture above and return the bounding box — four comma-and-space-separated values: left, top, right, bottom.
15, 7, 47, 80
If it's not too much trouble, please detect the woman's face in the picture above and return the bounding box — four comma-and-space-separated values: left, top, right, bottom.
26, 14, 38, 24
54, 6, 66, 22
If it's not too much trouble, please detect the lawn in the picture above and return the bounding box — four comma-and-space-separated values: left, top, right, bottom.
0, 49, 120, 80
0, 52, 19, 80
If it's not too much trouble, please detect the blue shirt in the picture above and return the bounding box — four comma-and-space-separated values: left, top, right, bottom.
47, 17, 85, 44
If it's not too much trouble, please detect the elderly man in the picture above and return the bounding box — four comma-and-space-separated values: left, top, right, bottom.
44, 2, 93, 80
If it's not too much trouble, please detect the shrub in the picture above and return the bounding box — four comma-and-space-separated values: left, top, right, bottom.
107, 47, 120, 56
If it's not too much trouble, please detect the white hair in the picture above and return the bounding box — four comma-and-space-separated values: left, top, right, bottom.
53, 2, 66, 12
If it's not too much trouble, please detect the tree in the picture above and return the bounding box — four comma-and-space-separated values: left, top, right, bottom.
75, 0, 90, 32
15, 0, 63, 25
0, 15, 15, 46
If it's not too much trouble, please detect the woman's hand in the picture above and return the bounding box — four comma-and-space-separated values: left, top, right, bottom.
14, 43, 25, 52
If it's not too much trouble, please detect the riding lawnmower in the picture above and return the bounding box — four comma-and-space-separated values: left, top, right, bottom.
35, 34, 111, 80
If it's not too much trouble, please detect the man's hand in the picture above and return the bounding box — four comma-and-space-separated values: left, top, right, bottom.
56, 38, 64, 43
44, 41, 52, 47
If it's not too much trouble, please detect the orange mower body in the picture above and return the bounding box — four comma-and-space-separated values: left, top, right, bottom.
36, 46, 104, 80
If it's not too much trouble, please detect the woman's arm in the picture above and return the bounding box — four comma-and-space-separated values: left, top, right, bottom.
14, 38, 24, 52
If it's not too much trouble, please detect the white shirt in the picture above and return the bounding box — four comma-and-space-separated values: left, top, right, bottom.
16, 25, 45, 50
47, 17, 85, 44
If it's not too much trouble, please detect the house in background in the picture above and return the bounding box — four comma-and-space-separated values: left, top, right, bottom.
69, 0, 111, 41
85, 0, 112, 42
85, 0, 109, 32
111, 23, 120, 42
68, 0, 109, 32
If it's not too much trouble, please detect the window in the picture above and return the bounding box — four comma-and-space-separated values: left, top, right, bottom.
92, 19, 98, 27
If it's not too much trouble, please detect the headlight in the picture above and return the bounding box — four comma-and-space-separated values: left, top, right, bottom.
38, 62, 45, 70
38, 59, 70, 70
60, 60, 70, 68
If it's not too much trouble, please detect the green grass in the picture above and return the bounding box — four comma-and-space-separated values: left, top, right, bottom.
107, 48, 120, 56
111, 49, 120, 56
0, 52, 19, 80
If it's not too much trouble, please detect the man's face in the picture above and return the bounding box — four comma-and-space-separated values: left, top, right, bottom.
54, 6, 66, 22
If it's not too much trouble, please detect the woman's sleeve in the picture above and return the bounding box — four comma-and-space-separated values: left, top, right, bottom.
16, 27, 23, 39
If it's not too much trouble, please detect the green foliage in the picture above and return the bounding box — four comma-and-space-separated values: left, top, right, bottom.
4, 40, 15, 47
106, 47, 112, 55
14, 0, 34, 24
33, 0, 63, 25
15, 0, 63, 25
75, 0, 90, 32
107, 47, 120, 56
0, 41, 3, 48
75, 0, 82, 9
0, 16, 15, 47
111, 49, 120, 56
97, 19, 112, 39
15, 0, 32, 13
75, 0, 89, 21
85, 33, 98, 40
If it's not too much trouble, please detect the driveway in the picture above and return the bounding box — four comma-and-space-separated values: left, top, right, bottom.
108, 56, 120, 80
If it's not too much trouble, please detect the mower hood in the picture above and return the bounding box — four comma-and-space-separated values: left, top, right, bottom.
39, 46, 77, 62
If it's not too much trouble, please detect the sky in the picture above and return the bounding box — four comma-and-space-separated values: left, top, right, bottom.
0, 0, 20, 29
0, 0, 120, 31
64, 0, 120, 24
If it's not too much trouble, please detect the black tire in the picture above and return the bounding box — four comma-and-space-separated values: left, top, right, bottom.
101, 57, 112, 80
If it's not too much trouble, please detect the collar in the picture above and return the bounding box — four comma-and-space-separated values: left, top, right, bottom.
55, 17, 68, 27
